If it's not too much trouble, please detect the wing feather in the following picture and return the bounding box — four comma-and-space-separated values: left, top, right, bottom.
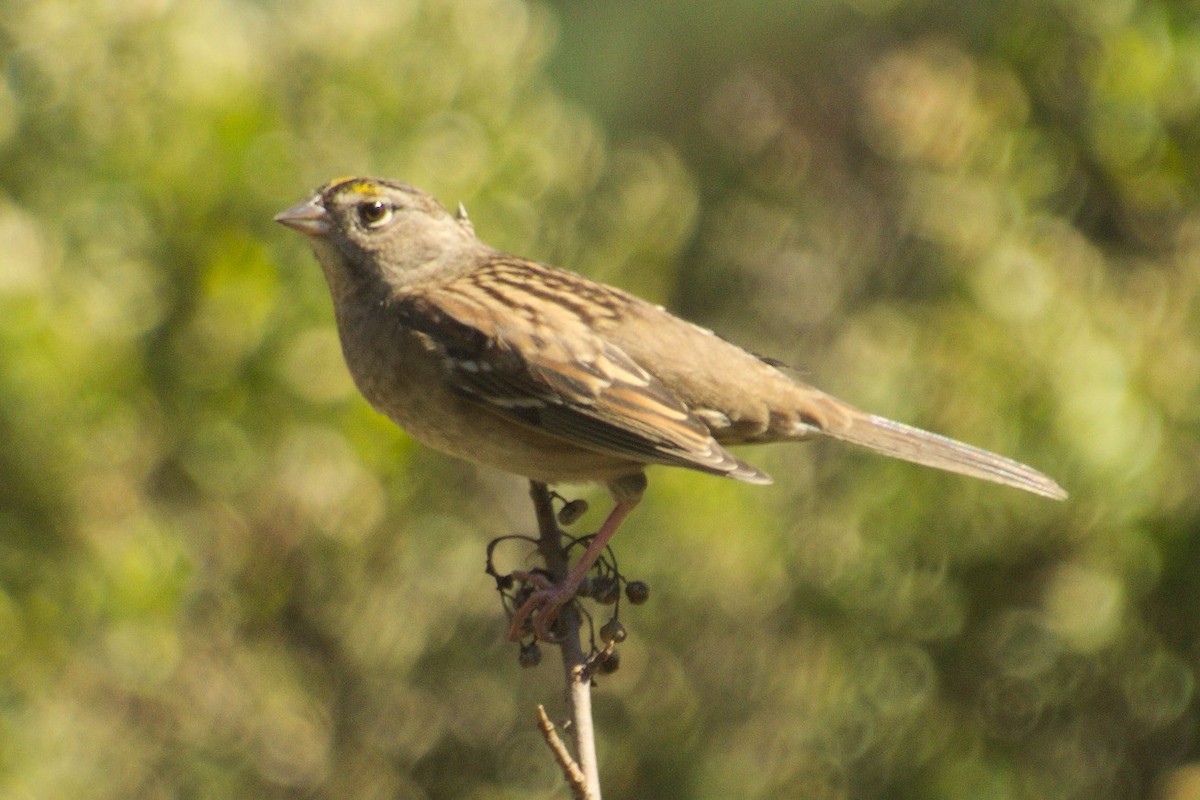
395, 262, 771, 484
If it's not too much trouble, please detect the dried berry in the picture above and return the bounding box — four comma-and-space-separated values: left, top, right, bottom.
599, 618, 627, 644
593, 576, 620, 605
518, 642, 542, 668
557, 499, 588, 525
625, 580, 650, 605
595, 650, 620, 674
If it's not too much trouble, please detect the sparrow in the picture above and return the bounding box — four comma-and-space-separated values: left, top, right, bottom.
276, 177, 1066, 639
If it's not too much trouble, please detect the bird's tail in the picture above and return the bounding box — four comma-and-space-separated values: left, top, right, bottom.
806, 394, 1067, 500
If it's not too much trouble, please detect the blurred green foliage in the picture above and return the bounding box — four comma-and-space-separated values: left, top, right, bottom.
0, 0, 1197, 797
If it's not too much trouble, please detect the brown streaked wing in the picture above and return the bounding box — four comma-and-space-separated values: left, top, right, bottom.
394, 260, 771, 483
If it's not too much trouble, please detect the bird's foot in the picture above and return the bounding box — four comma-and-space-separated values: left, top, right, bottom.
507, 570, 577, 642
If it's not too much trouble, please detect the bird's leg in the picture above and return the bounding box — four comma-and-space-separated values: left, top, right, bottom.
508, 474, 646, 642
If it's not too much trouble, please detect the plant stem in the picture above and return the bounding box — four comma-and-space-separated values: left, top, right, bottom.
528, 481, 601, 800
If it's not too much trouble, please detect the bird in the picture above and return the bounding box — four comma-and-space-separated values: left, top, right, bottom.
276, 176, 1067, 640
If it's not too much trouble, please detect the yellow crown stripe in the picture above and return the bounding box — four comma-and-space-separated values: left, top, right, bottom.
326, 176, 385, 197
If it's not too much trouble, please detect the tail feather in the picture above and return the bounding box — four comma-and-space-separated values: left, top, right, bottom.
820, 411, 1067, 500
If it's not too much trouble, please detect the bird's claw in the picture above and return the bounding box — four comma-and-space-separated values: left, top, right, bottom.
506, 581, 575, 642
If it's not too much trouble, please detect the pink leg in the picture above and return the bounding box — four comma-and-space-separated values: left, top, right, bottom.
508, 477, 645, 641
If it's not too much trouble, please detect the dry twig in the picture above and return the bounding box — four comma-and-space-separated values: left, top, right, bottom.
536, 704, 588, 799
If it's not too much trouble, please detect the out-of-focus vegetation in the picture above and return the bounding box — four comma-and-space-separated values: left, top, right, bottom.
0, 0, 1197, 797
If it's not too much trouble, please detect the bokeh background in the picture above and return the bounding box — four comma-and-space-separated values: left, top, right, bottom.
0, 0, 1197, 797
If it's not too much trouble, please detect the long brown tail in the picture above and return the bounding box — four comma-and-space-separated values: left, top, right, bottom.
816, 405, 1067, 500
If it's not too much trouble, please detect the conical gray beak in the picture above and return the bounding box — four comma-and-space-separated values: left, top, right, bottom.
274, 197, 330, 236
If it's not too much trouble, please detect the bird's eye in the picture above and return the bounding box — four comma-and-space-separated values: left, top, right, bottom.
356, 200, 393, 229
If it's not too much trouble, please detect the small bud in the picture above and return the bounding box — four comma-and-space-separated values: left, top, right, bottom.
557, 499, 588, 526
599, 618, 627, 644
625, 580, 650, 605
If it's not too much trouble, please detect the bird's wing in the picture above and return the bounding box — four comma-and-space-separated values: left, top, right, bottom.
395, 258, 771, 484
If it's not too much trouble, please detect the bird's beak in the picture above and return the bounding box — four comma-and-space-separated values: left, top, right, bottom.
274, 197, 330, 237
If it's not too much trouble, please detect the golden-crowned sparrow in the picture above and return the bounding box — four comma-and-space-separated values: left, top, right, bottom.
276, 177, 1066, 638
